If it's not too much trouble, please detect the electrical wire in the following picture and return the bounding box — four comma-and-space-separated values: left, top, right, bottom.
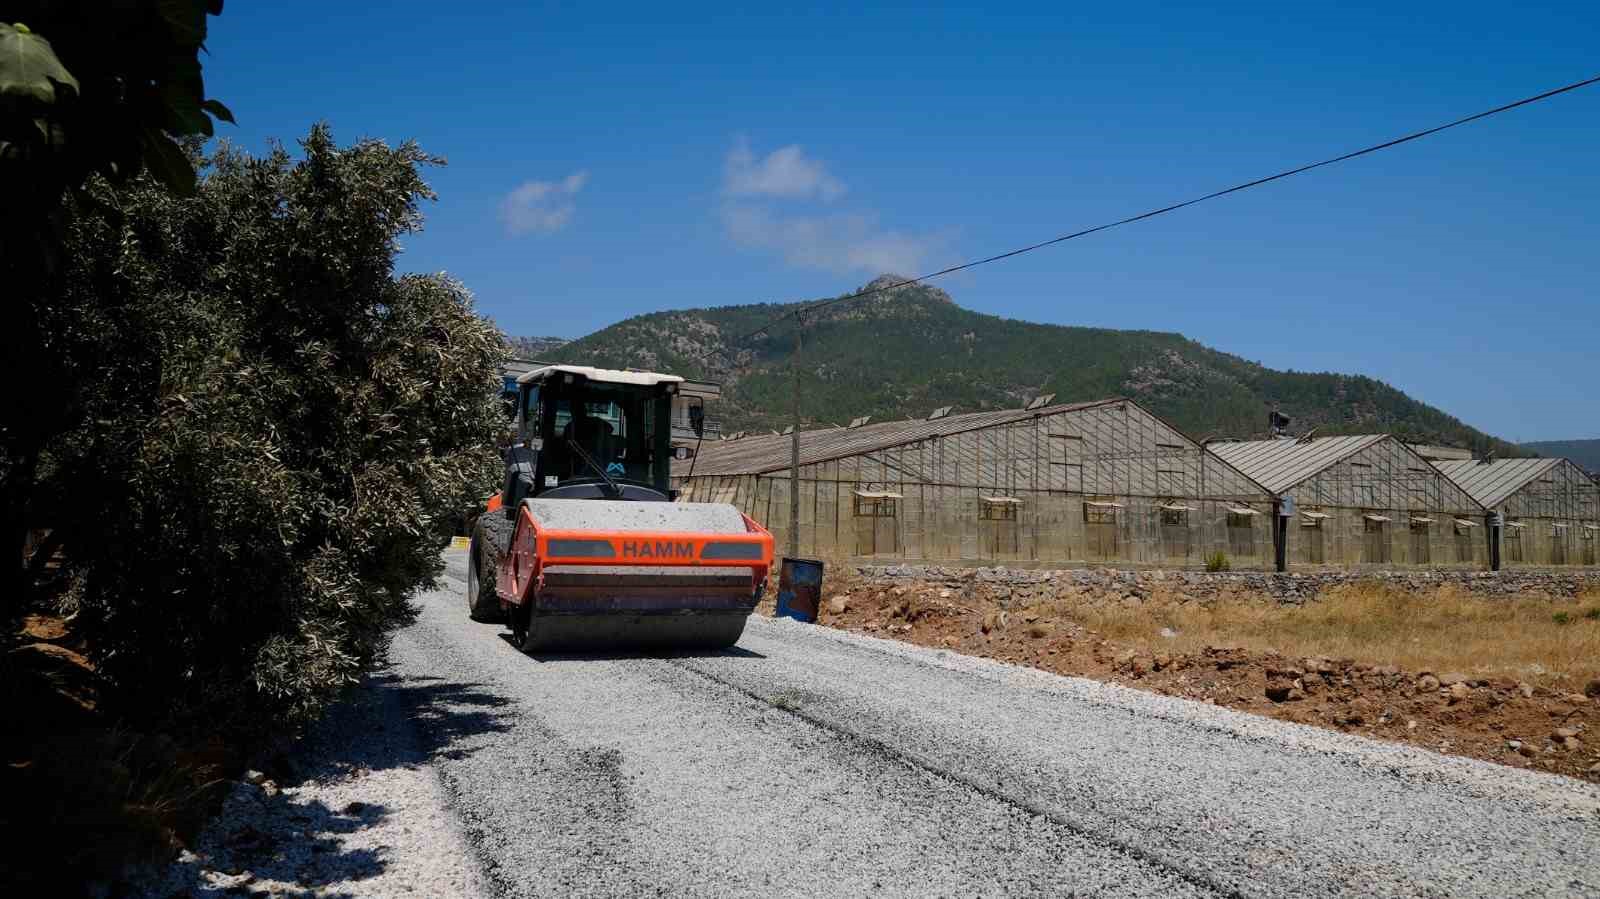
702, 72, 1600, 357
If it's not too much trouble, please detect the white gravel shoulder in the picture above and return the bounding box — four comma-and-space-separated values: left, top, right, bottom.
131, 666, 489, 898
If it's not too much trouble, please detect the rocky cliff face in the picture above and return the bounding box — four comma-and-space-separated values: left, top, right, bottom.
508, 335, 570, 359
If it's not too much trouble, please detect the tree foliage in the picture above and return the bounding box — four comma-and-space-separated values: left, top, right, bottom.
39, 127, 505, 731
0, 2, 229, 203
3, 1, 232, 620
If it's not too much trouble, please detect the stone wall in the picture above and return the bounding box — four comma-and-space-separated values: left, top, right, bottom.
852, 563, 1600, 603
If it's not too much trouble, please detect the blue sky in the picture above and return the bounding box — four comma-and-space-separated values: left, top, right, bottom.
206, 3, 1598, 441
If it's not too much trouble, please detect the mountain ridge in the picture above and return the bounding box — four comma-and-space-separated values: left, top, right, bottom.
535, 276, 1526, 456
508, 335, 570, 358
1522, 439, 1600, 472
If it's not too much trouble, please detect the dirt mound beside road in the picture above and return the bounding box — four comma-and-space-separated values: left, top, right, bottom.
810, 573, 1600, 782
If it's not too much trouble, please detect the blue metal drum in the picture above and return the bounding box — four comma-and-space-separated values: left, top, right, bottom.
775, 557, 825, 622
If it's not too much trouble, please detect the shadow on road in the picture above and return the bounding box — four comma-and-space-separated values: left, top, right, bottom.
155, 792, 393, 897
136, 671, 512, 895
271, 672, 516, 779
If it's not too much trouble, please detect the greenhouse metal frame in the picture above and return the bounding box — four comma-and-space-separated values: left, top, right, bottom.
674, 398, 1272, 567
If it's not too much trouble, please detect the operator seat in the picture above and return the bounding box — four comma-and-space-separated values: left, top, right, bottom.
563, 415, 616, 477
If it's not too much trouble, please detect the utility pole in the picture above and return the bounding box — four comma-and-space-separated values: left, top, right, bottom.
1272, 497, 1289, 573
1487, 509, 1502, 572
788, 312, 804, 559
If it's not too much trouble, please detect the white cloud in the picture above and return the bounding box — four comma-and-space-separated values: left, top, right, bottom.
723, 138, 845, 201
499, 171, 588, 236
718, 139, 942, 274
721, 205, 940, 275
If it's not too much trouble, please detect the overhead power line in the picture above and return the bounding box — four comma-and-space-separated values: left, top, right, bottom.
707, 72, 1600, 356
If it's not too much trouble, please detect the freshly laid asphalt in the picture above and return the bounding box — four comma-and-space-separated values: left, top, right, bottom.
383, 549, 1600, 898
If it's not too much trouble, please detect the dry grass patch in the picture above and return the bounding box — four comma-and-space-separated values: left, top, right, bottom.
1070, 583, 1600, 689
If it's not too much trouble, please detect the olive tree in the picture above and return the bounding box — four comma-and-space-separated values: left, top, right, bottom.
45, 127, 504, 731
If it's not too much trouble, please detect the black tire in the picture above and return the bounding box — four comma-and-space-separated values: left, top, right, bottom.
467, 513, 512, 623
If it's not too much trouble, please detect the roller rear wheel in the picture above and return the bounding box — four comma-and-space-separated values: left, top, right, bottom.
466, 516, 509, 623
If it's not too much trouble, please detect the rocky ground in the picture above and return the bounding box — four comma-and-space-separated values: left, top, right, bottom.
814, 565, 1600, 782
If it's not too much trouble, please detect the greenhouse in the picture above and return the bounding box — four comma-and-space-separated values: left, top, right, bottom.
674, 398, 1271, 566
1209, 435, 1486, 568
1434, 457, 1600, 566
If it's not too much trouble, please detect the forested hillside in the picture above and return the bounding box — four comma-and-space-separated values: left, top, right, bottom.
541, 275, 1524, 455
1523, 440, 1600, 472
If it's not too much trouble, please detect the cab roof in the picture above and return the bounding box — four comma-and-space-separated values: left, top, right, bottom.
515, 364, 685, 388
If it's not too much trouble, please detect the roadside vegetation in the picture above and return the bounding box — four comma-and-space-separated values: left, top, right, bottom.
46, 129, 505, 732
4, 8, 506, 888
5, 128, 505, 890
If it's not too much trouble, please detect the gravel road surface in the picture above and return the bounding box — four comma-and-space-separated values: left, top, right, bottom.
171, 549, 1600, 896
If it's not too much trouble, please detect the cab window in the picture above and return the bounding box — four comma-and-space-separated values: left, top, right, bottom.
520, 385, 540, 439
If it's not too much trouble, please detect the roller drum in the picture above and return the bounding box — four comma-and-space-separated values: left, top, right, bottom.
514, 499, 767, 652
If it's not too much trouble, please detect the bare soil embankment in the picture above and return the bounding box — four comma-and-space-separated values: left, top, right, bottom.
794, 567, 1600, 781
